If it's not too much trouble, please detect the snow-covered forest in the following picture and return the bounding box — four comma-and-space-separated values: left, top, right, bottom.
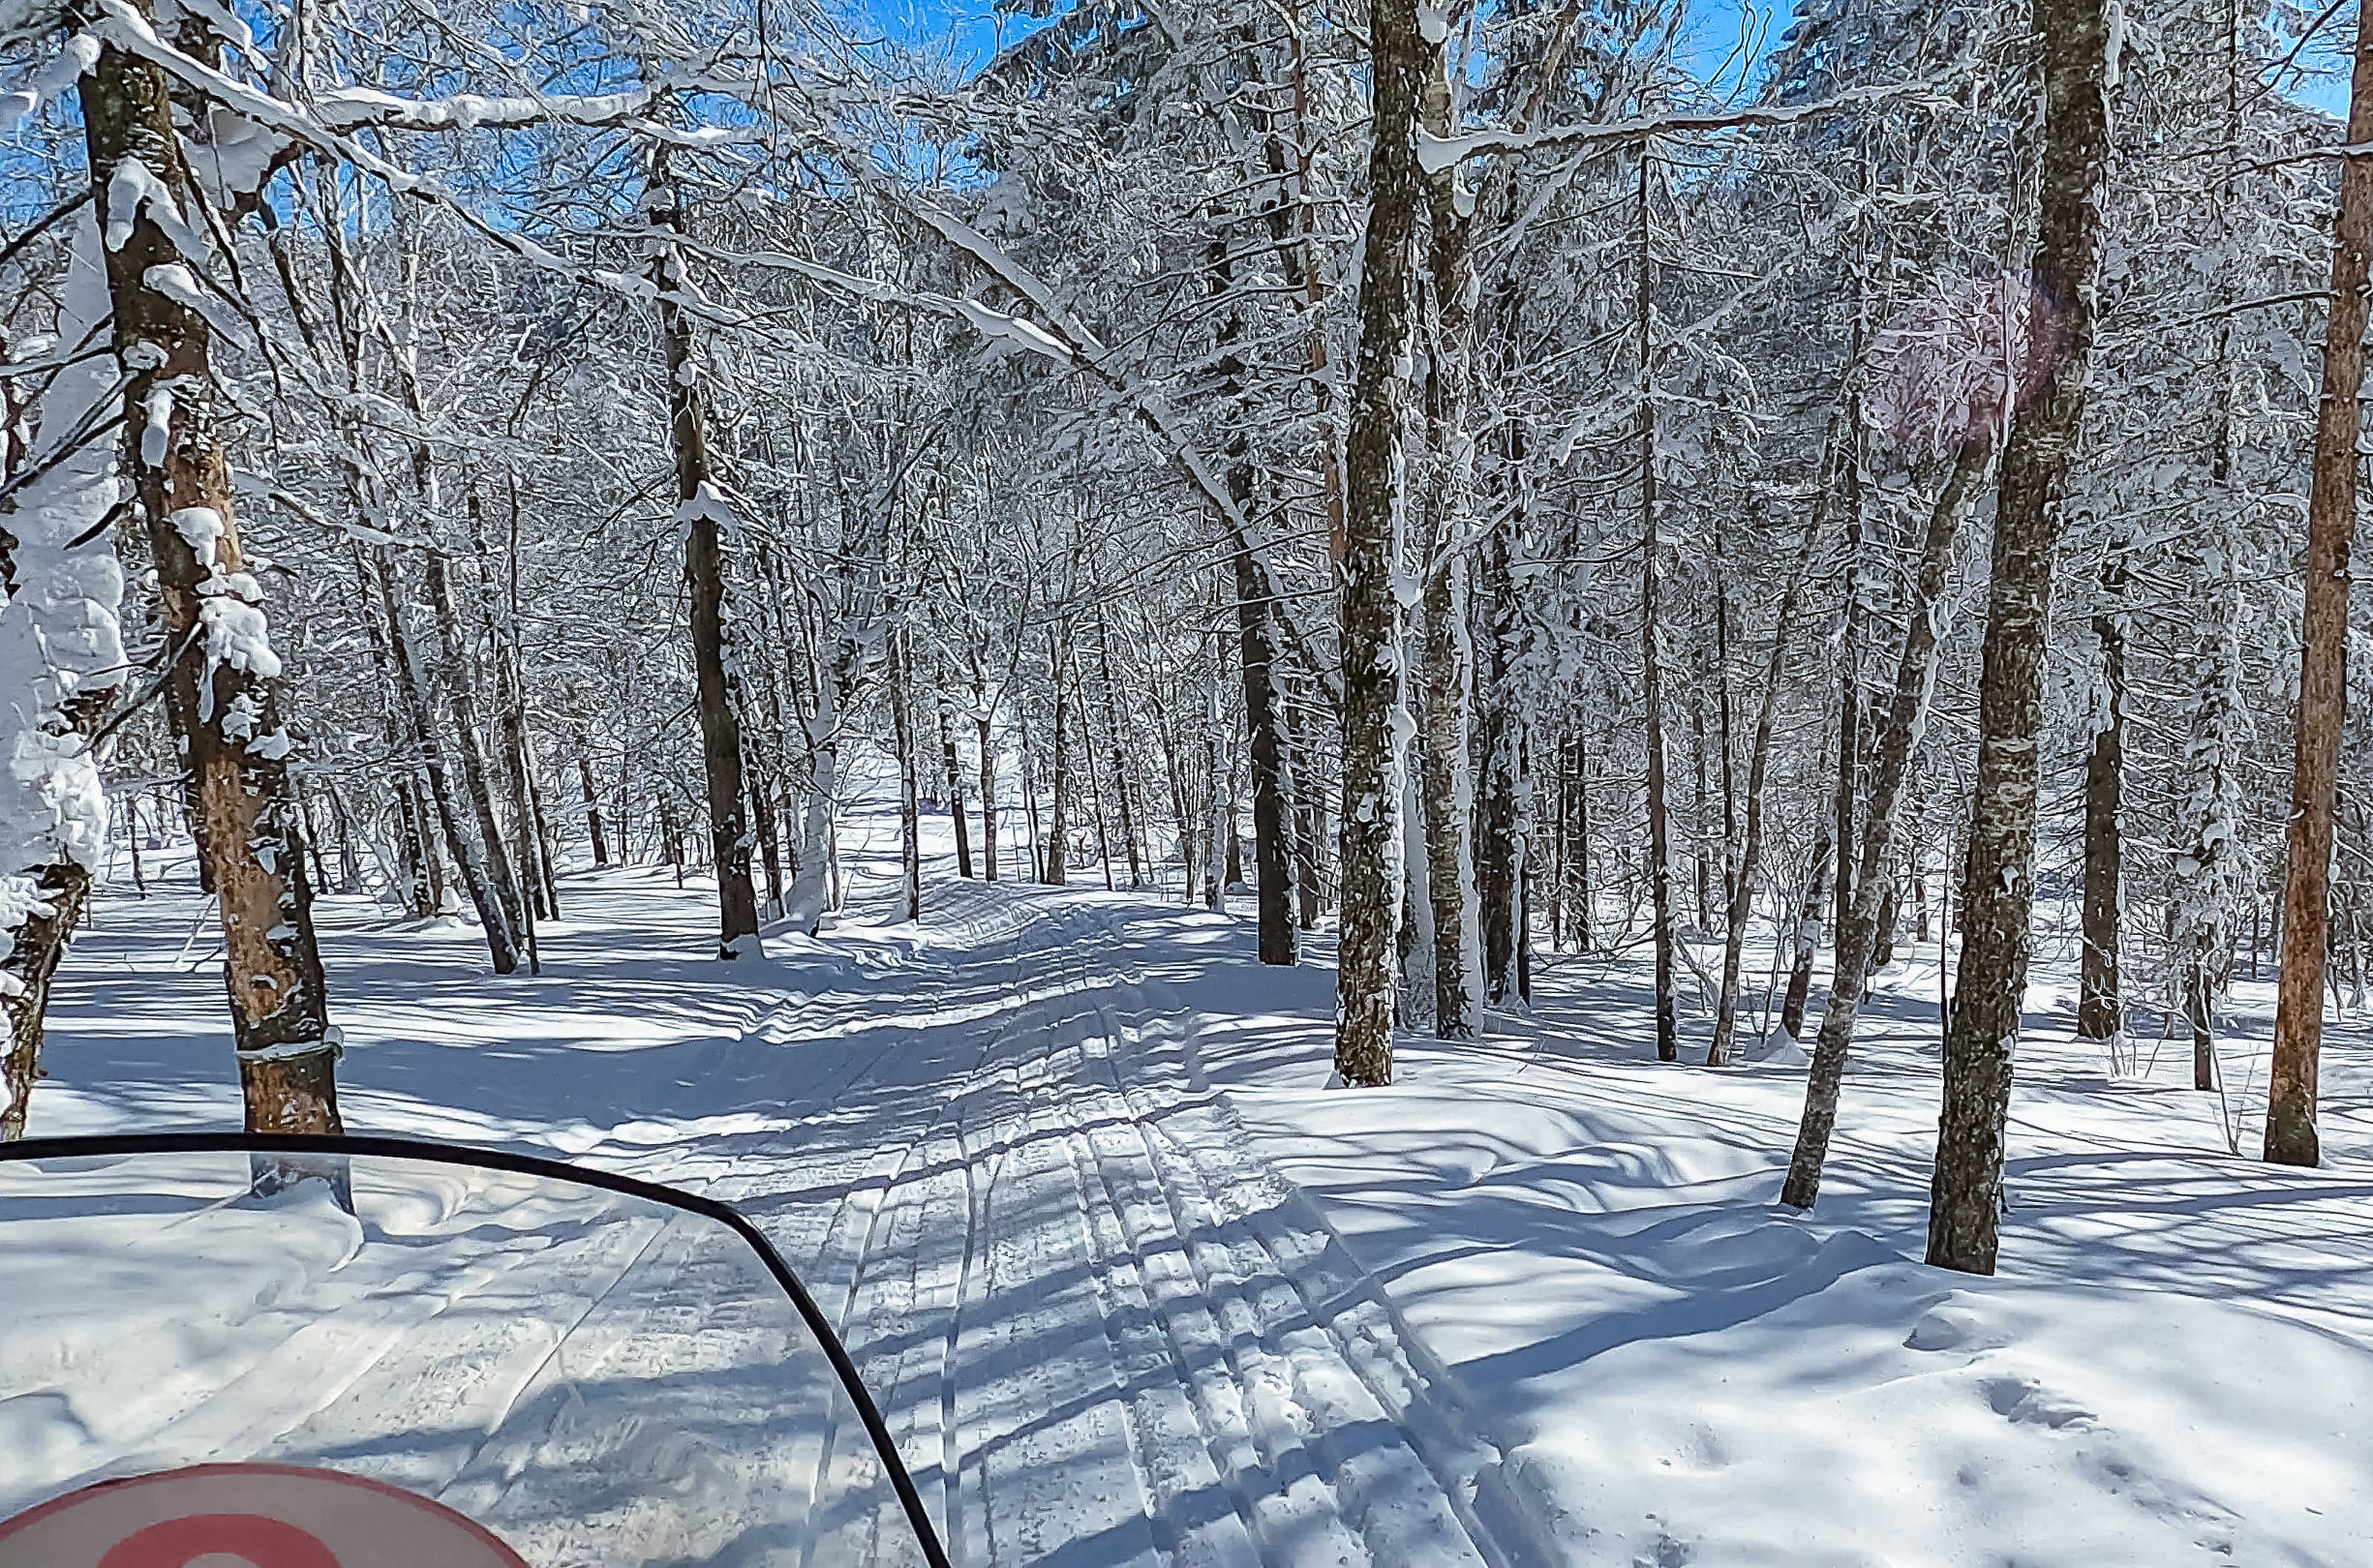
1, 0, 2370, 1560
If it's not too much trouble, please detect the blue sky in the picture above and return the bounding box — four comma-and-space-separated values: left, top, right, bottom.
858, 0, 1777, 96
854, 0, 2356, 116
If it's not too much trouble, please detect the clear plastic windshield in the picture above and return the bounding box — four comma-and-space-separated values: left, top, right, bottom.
0, 1143, 936, 1568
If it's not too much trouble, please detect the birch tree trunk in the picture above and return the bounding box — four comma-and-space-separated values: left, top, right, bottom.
85, 20, 341, 1131
1929, 0, 2114, 1273
2267, 0, 2373, 1167
1335, 0, 1425, 1085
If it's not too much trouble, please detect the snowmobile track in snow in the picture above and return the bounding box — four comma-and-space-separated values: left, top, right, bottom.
633, 890, 1522, 1568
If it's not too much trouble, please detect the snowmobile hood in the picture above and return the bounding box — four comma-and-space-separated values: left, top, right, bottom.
0, 1132, 953, 1568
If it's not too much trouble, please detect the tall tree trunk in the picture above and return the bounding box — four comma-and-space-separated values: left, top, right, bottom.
0, 226, 125, 1139
651, 148, 761, 958
1287, 680, 1325, 927
375, 556, 518, 971
1691, 685, 1716, 928
1570, 724, 1593, 950
1046, 632, 1071, 887
1782, 438, 1988, 1208
1078, 651, 1116, 890
890, 626, 922, 920
1476, 522, 1523, 1001
1335, 0, 1425, 1086
971, 653, 1000, 883
86, 23, 340, 1131
331, 789, 360, 895
1834, 475, 1866, 980
1095, 610, 1142, 888
424, 550, 529, 962
1637, 152, 1679, 1065
1235, 538, 1299, 963
2077, 545, 2126, 1054
938, 678, 974, 879
578, 744, 611, 866
1709, 495, 1830, 1066
786, 630, 845, 932
1929, 0, 2113, 1273
1420, 14, 1483, 1038
0, 864, 91, 1142
1781, 813, 1831, 1040
2267, 0, 2373, 1167
1019, 692, 1044, 884
485, 483, 553, 921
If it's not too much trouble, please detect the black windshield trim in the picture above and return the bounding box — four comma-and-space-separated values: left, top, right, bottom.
0, 1130, 954, 1568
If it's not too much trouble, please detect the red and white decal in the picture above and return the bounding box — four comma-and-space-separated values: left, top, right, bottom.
0, 1463, 530, 1568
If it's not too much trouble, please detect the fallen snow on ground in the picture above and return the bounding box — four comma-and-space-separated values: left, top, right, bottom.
6, 799, 2369, 1568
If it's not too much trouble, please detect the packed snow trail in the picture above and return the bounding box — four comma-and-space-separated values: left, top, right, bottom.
25, 806, 2373, 1566
16, 830, 1520, 1568
608, 885, 1509, 1568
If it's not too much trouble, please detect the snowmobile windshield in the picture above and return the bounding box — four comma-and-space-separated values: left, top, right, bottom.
0, 1133, 949, 1568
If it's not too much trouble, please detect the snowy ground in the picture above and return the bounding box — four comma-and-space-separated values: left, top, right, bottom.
5, 799, 2369, 1567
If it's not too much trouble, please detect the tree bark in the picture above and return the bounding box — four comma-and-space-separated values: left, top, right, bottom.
424, 550, 529, 960
890, 626, 923, 920
1782, 438, 1987, 1208
1235, 537, 1299, 963
651, 147, 761, 958
971, 652, 1000, 883
1019, 692, 1044, 883
1476, 523, 1524, 1001
578, 745, 610, 865
1929, 0, 2113, 1273
1570, 725, 1593, 950
84, 27, 342, 1131
1047, 631, 1071, 886
2077, 545, 2126, 1054
1335, 0, 1425, 1086
1095, 610, 1142, 888
0, 859, 90, 1142
1709, 495, 1830, 1066
374, 554, 519, 971
2267, 0, 2373, 1167
1637, 152, 1679, 1065
1834, 480, 1866, 979
938, 676, 974, 879
1418, 17, 1483, 1039
1781, 813, 1831, 1040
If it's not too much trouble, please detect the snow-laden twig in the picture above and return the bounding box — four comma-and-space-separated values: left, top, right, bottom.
1416, 81, 1949, 176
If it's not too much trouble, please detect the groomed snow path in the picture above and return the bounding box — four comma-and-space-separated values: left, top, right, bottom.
37, 843, 1520, 1568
